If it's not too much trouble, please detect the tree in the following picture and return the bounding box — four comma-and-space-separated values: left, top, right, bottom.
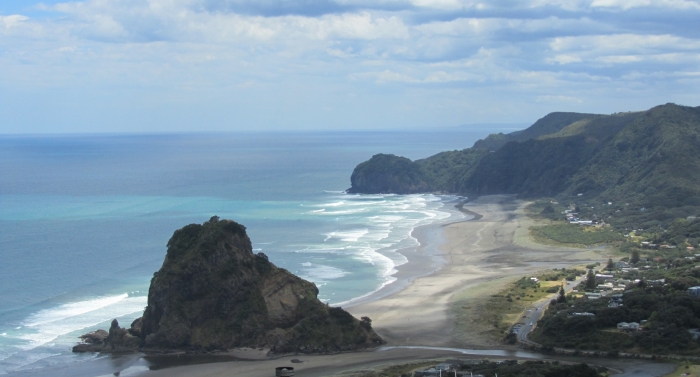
557, 286, 567, 303
631, 250, 640, 264
585, 269, 597, 290
360, 316, 373, 330
606, 258, 614, 270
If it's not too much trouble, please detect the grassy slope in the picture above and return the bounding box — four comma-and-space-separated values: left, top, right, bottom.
472, 112, 599, 151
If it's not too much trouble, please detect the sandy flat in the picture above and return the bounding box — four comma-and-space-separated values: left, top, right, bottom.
133, 195, 614, 377
345, 195, 606, 348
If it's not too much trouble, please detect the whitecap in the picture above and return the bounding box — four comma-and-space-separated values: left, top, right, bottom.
23, 294, 129, 328
315, 208, 367, 215
299, 264, 348, 282
324, 229, 369, 243
18, 295, 147, 351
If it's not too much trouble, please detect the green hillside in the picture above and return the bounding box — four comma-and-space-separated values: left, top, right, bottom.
472, 112, 598, 151
348, 103, 700, 231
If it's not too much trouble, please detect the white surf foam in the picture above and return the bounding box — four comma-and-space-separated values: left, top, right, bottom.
299, 264, 348, 282
317, 208, 368, 215
17, 295, 147, 351
303, 193, 459, 306
23, 294, 129, 328
324, 229, 369, 243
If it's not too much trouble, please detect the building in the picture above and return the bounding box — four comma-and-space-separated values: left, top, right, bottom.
617, 322, 640, 331
689, 329, 700, 340
595, 274, 615, 283
688, 286, 700, 298
584, 292, 602, 300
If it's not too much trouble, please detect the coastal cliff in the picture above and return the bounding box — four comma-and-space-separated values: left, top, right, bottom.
347, 103, 700, 230
74, 217, 383, 354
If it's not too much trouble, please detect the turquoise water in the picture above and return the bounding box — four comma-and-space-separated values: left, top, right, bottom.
0, 130, 502, 375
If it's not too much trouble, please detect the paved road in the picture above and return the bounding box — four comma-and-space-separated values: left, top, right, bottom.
516, 274, 586, 345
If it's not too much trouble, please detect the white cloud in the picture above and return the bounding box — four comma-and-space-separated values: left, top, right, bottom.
1, 15, 29, 29
548, 54, 583, 64
590, 0, 700, 10
551, 34, 700, 53
1, 0, 700, 132
536, 95, 584, 103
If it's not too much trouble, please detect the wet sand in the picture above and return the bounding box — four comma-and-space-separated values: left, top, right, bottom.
115, 195, 635, 377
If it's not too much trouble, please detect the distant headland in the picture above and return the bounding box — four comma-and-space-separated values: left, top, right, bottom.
348, 103, 700, 233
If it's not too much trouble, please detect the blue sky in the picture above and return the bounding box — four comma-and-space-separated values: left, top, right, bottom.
1, 0, 699, 133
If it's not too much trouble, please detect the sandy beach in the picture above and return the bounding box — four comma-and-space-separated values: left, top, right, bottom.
111, 195, 624, 377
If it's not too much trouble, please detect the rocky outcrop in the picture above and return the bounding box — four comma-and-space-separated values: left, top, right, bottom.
74, 217, 383, 354
72, 319, 140, 352
347, 154, 430, 194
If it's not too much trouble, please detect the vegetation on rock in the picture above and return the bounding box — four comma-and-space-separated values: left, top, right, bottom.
74, 217, 383, 354
348, 103, 700, 234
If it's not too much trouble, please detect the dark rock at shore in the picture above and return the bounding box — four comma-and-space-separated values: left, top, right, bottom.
72, 319, 140, 352
74, 216, 383, 354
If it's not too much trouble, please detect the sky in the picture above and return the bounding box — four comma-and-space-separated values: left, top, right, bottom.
1, 0, 699, 133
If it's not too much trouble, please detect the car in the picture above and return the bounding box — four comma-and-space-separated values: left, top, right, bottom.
529, 322, 533, 326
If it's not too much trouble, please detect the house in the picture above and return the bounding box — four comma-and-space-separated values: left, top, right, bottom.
688, 286, 700, 298
615, 261, 630, 269
608, 302, 623, 308
585, 292, 602, 300
617, 322, 640, 331
595, 274, 615, 283
689, 329, 700, 340
572, 312, 595, 317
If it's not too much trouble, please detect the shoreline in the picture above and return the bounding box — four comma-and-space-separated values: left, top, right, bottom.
17, 195, 617, 377
342, 198, 472, 308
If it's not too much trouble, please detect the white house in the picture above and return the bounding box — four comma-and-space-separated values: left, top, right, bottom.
617, 322, 640, 331
688, 286, 700, 298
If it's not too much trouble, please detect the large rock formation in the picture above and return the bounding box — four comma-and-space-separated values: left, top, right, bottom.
74, 217, 383, 354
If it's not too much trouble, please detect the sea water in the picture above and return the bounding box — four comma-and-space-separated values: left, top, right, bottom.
0, 129, 510, 375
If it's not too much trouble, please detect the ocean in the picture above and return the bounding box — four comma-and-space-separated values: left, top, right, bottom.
0, 129, 510, 375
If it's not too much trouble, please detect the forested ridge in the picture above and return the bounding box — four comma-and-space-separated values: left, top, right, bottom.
347, 103, 700, 231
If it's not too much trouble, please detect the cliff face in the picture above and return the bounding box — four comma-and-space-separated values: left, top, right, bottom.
74, 217, 383, 354
346, 153, 430, 194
